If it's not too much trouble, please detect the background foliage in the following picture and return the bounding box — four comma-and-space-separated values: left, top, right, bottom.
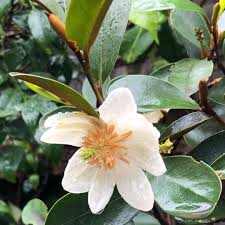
1, 0, 225, 225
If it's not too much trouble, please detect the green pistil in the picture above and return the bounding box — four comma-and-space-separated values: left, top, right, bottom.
80, 148, 96, 160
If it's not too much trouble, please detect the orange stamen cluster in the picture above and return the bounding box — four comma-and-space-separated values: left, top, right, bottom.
81, 119, 132, 169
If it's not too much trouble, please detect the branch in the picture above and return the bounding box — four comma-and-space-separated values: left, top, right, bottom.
153, 205, 175, 225
199, 80, 225, 127
48, 14, 104, 105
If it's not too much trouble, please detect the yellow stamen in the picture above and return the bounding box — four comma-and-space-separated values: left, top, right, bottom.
81, 119, 132, 169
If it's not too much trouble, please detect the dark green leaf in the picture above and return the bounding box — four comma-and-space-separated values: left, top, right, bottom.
4, 45, 26, 70
45, 193, 138, 225
10, 73, 98, 117
65, 0, 113, 51
211, 154, 225, 179
176, 199, 225, 224
190, 131, 225, 164
120, 26, 153, 63
28, 9, 56, 50
149, 156, 222, 219
0, 88, 23, 118
108, 75, 200, 112
22, 199, 48, 225
133, 212, 160, 225
160, 112, 209, 142
0, 201, 16, 224
22, 95, 57, 128
169, 9, 210, 58
0, 146, 24, 183
0, 0, 11, 21
152, 59, 213, 96
89, 0, 131, 83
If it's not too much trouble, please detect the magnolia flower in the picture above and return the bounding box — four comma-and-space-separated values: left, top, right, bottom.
218, 11, 225, 34
41, 88, 166, 214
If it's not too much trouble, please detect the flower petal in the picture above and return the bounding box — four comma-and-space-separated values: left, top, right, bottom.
41, 112, 94, 146
40, 127, 86, 146
116, 163, 154, 211
62, 149, 97, 193
99, 88, 137, 122
44, 112, 93, 128
128, 152, 167, 176
119, 113, 160, 152
117, 113, 166, 176
88, 169, 115, 214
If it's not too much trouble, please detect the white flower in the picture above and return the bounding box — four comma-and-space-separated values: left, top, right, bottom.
41, 88, 166, 214
218, 11, 225, 34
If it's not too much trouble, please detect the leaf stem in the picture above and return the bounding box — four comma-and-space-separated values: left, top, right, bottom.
199, 80, 225, 127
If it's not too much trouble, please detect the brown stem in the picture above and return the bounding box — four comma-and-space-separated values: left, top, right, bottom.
200, 0, 207, 7
153, 205, 175, 225
199, 80, 225, 127
47, 13, 104, 105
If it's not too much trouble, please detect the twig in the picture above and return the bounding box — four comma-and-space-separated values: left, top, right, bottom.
199, 80, 225, 127
200, 0, 207, 7
212, 31, 225, 75
48, 14, 104, 105
208, 3, 225, 75
153, 205, 175, 225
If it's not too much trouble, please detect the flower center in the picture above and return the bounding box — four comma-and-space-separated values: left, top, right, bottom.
80, 118, 132, 169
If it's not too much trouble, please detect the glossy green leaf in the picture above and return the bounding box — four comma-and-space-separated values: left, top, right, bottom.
22, 199, 48, 225
4, 45, 26, 70
176, 199, 225, 224
45, 193, 138, 225
131, 0, 205, 15
133, 212, 160, 225
89, 0, 130, 83
38, 0, 65, 21
108, 75, 200, 112
185, 119, 224, 149
28, 9, 56, 50
120, 26, 154, 63
170, 9, 210, 58
10, 72, 98, 117
0, 146, 24, 183
211, 154, 225, 179
152, 59, 213, 96
22, 95, 57, 128
0, 88, 23, 118
24, 81, 65, 104
190, 131, 225, 165
184, 102, 225, 148
208, 78, 225, 105
160, 112, 209, 142
149, 156, 222, 219
65, 0, 113, 51
0, 0, 11, 21
129, 10, 166, 42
